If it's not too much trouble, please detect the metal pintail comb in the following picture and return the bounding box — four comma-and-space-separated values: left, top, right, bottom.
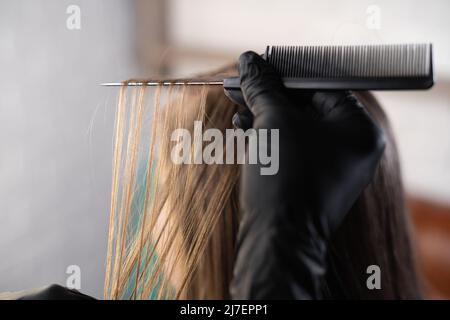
102, 44, 434, 92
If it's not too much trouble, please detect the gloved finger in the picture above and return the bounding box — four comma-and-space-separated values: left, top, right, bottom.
310, 91, 351, 118
311, 91, 373, 119
224, 87, 247, 107
232, 108, 254, 130
238, 51, 290, 114
312, 91, 386, 156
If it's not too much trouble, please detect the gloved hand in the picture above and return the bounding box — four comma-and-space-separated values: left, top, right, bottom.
230, 51, 386, 299
19, 284, 95, 300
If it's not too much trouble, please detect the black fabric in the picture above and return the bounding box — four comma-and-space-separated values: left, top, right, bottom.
230, 51, 386, 299
19, 284, 96, 300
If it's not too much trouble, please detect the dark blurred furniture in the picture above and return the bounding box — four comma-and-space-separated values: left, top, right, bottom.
409, 197, 450, 299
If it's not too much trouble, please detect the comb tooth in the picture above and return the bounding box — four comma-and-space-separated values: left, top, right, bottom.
306, 46, 311, 77
362, 45, 367, 78
373, 45, 378, 77
284, 46, 289, 77
408, 44, 412, 76
273, 46, 279, 73
360, 45, 364, 76
338, 45, 341, 77
402, 44, 406, 76
424, 44, 429, 75
305, 46, 310, 77
348, 46, 353, 77
340, 45, 344, 78
283, 47, 291, 75
293, 46, 298, 77
391, 44, 396, 77
351, 45, 356, 77
316, 46, 321, 77
270, 46, 275, 71
314, 46, 320, 77
388, 44, 393, 77
275, 46, 281, 74
387, 44, 392, 77
311, 46, 316, 77
400, 44, 405, 76
419, 44, 424, 75
318, 45, 323, 77
326, 46, 331, 78
374, 45, 379, 77
278, 46, 284, 75
425, 44, 429, 75
306, 46, 314, 78
406, 44, 410, 76
377, 45, 381, 77
330, 45, 334, 78
291, 46, 296, 77
275, 46, 279, 71
321, 46, 326, 77
300, 46, 306, 77
270, 46, 274, 67
268, 46, 273, 68
421, 44, 426, 75
414, 44, 420, 76
414, 44, 419, 76
285, 46, 290, 77
286, 46, 290, 77
407, 44, 411, 76
416, 44, 420, 75
313, 46, 318, 77
344, 46, 349, 77
369, 44, 377, 77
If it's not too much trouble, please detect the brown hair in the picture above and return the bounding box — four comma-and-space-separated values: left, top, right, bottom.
323, 91, 421, 299
104, 76, 420, 299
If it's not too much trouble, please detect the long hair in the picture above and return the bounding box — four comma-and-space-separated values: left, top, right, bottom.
104, 73, 420, 299
323, 92, 421, 299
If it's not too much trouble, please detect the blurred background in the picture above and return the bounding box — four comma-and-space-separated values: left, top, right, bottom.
0, 0, 449, 299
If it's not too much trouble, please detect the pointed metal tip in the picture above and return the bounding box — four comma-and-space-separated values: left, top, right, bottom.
101, 83, 124, 86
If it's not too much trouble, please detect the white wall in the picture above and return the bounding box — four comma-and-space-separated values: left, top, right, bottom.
0, 0, 142, 298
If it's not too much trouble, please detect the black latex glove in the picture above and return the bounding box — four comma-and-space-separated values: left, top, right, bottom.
230, 51, 386, 299
19, 284, 95, 300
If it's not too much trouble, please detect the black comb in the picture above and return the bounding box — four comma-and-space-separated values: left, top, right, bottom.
223, 43, 434, 91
